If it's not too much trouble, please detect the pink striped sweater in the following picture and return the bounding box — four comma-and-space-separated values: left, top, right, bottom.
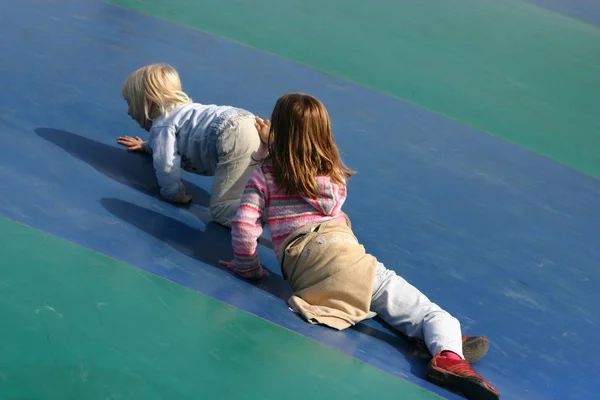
231, 161, 350, 279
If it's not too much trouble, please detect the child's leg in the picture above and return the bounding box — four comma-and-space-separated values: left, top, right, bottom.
210, 115, 265, 227
370, 263, 500, 399
370, 262, 464, 359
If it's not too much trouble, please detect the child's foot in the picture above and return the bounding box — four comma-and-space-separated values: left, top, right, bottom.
413, 335, 490, 363
427, 353, 500, 400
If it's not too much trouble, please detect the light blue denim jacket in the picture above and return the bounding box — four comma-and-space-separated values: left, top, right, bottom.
145, 103, 253, 202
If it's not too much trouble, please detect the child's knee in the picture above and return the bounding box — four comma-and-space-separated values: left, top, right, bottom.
210, 201, 236, 228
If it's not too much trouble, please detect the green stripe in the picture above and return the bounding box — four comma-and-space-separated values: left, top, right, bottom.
107, 0, 600, 178
0, 216, 441, 399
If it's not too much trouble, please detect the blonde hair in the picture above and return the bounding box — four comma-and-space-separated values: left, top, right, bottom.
122, 63, 192, 128
266, 93, 355, 198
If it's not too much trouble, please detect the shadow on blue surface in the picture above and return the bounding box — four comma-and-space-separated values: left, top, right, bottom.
35, 128, 211, 205
101, 197, 291, 300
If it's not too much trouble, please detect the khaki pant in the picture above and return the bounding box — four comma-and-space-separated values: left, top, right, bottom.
210, 114, 266, 227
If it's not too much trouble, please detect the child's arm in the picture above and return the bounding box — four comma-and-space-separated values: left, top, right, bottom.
229, 168, 268, 280
149, 127, 190, 204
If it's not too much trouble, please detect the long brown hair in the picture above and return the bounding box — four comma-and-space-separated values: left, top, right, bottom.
265, 93, 356, 198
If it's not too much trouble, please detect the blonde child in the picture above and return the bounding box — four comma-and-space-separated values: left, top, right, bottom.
220, 93, 500, 400
117, 63, 267, 227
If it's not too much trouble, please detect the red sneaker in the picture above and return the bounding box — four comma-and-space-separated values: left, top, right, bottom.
427, 353, 500, 400
413, 335, 490, 364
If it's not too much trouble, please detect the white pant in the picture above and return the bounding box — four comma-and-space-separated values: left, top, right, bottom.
210, 115, 266, 227
370, 262, 464, 358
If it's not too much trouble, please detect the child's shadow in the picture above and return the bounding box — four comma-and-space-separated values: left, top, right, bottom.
34, 127, 211, 205
101, 197, 292, 301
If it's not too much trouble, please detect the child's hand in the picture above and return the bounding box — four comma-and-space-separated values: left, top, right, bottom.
218, 260, 269, 280
255, 116, 271, 145
219, 259, 236, 270
178, 194, 192, 204
162, 194, 192, 206
117, 136, 146, 152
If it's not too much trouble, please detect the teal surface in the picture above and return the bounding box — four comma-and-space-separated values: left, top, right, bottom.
0, 216, 442, 399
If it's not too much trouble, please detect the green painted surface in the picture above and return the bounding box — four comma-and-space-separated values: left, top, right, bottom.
107, 0, 600, 178
0, 217, 441, 400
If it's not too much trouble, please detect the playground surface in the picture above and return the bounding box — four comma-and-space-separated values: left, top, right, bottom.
1, 0, 599, 399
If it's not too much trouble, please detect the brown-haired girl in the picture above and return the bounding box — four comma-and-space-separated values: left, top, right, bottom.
221, 93, 500, 400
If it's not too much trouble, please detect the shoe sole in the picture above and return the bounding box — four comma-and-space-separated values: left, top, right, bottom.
427, 366, 500, 400
413, 336, 490, 364
462, 336, 490, 364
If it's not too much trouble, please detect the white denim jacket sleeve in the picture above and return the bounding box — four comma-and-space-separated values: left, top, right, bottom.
148, 126, 185, 202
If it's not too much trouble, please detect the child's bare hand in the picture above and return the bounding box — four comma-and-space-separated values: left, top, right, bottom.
259, 268, 269, 279
255, 116, 271, 145
118, 136, 146, 152
163, 194, 192, 205
177, 194, 192, 204
218, 259, 269, 280
218, 260, 236, 270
